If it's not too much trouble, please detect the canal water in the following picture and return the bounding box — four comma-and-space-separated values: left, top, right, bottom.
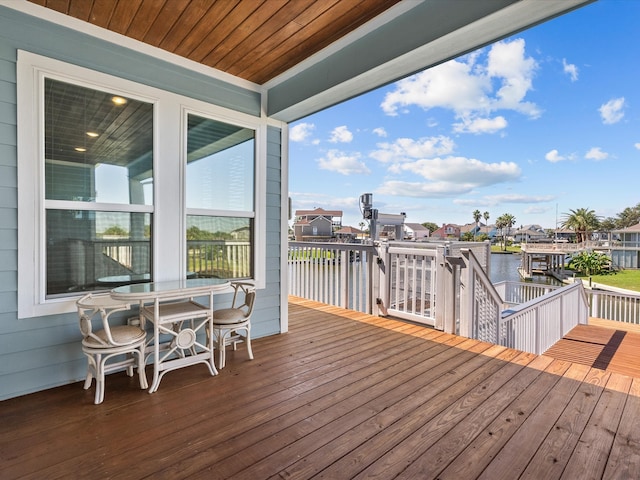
490, 252, 562, 286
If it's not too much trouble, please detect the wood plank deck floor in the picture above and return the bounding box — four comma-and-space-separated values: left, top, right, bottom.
2, 297, 639, 479
545, 323, 640, 379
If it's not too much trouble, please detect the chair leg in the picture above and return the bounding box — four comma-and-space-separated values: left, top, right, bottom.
136, 347, 148, 390
217, 332, 227, 369
84, 355, 95, 390
95, 356, 107, 404
245, 327, 254, 360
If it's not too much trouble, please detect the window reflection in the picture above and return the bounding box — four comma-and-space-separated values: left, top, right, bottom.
186, 216, 252, 279
46, 211, 151, 296
44, 78, 153, 205
186, 115, 254, 211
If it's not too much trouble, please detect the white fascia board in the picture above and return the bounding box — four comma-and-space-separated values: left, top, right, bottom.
268, 0, 595, 123
0, 0, 263, 94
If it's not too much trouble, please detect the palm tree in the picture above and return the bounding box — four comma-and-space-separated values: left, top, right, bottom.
561, 207, 600, 244
483, 211, 490, 240
472, 209, 481, 241
496, 213, 516, 251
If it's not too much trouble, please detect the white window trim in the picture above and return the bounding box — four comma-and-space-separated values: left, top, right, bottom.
17, 51, 266, 318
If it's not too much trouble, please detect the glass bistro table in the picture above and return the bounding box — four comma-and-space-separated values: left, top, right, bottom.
111, 278, 230, 393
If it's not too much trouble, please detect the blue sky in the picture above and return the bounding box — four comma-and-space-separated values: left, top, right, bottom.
288, 0, 639, 232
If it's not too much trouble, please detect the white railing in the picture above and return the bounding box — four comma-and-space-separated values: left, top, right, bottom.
520, 241, 605, 252
288, 242, 377, 313
186, 240, 251, 278
495, 281, 589, 354
587, 289, 640, 326
494, 281, 561, 306
457, 248, 504, 339
384, 243, 442, 326
286, 241, 637, 354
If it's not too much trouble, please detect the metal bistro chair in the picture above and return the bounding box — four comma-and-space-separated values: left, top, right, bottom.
76, 293, 148, 404
209, 281, 256, 369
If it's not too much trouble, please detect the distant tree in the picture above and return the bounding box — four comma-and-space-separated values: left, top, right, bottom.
187, 225, 214, 240
615, 203, 640, 228
561, 208, 600, 243
102, 225, 128, 237
472, 209, 481, 241
496, 213, 516, 251
421, 222, 439, 234
461, 231, 474, 242
600, 217, 617, 233
483, 211, 490, 225
569, 250, 611, 276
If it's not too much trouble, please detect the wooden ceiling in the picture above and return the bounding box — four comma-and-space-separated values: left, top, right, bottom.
27, 0, 402, 85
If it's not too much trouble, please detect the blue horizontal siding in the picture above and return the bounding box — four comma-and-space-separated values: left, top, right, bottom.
0, 7, 283, 400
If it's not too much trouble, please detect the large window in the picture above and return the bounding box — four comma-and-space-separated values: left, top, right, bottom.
44, 79, 153, 296
186, 114, 255, 279
17, 52, 265, 318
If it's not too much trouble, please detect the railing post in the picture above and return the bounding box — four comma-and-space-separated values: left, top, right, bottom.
340, 249, 349, 309
457, 252, 471, 338
435, 245, 447, 331
373, 243, 387, 316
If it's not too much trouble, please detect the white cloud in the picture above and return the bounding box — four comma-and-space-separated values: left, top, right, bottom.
290, 192, 361, 211
585, 147, 609, 161
545, 149, 577, 163
453, 115, 507, 134
485, 194, 555, 204
486, 39, 540, 117
373, 127, 387, 137
290, 122, 315, 142
317, 150, 370, 175
381, 59, 490, 116
599, 97, 625, 124
454, 194, 554, 208
635, 142, 640, 150
370, 136, 455, 164
562, 58, 578, 82
377, 180, 475, 198
396, 156, 521, 187
381, 38, 540, 130
329, 125, 353, 143
545, 149, 565, 163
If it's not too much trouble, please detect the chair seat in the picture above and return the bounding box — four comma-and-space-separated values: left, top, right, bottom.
82, 325, 147, 348
142, 300, 210, 324
212, 308, 247, 324
76, 293, 148, 404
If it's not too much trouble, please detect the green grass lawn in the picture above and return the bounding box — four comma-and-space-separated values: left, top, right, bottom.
580, 269, 640, 292
490, 245, 521, 253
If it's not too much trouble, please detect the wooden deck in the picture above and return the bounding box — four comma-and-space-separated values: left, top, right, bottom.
2, 297, 640, 479
545, 323, 640, 379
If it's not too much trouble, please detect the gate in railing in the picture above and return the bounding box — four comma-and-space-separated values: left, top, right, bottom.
287, 240, 640, 355
383, 243, 442, 326
286, 240, 491, 328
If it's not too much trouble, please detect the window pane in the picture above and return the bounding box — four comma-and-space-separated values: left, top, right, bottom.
186, 114, 254, 211
46, 210, 151, 296
44, 78, 153, 205
186, 216, 252, 279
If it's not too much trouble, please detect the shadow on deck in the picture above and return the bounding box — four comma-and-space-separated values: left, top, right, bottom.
545, 322, 640, 379
1, 297, 639, 479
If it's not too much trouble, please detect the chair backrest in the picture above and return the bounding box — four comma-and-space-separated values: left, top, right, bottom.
76, 293, 132, 347
231, 282, 256, 318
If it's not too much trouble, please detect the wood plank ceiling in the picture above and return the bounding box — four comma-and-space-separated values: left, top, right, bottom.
27, 0, 402, 85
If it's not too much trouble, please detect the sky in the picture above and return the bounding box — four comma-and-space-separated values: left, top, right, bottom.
288, 0, 640, 232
